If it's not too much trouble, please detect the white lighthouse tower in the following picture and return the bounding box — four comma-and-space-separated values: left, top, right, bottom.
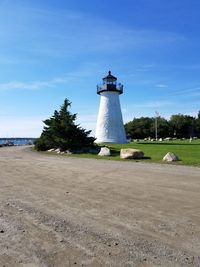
95, 71, 127, 144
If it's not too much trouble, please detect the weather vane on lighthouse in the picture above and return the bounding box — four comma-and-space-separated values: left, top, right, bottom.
95, 71, 127, 144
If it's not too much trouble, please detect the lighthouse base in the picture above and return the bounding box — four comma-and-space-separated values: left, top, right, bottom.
95, 91, 127, 144
95, 139, 127, 144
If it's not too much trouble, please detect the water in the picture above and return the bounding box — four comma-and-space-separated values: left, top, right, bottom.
0, 138, 36, 146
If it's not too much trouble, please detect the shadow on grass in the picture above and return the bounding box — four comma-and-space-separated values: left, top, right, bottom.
126, 156, 151, 160
141, 156, 151, 159
110, 149, 120, 157
109, 149, 151, 160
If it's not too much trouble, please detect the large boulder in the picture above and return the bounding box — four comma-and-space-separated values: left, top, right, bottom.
54, 148, 62, 154
163, 152, 179, 162
47, 148, 55, 152
120, 148, 144, 159
98, 147, 111, 156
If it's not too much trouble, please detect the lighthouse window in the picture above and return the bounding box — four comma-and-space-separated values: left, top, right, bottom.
107, 80, 116, 85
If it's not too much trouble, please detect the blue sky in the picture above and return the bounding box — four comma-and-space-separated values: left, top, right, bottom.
0, 0, 200, 137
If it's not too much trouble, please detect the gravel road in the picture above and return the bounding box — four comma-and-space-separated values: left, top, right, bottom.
0, 146, 200, 267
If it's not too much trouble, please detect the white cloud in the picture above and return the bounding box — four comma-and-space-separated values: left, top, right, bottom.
0, 77, 67, 91
0, 1, 185, 62
172, 86, 200, 96
133, 100, 173, 109
0, 62, 106, 91
156, 84, 169, 88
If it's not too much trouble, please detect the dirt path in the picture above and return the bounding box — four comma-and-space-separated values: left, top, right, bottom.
0, 146, 200, 267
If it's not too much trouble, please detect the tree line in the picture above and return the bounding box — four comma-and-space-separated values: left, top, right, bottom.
124, 112, 200, 139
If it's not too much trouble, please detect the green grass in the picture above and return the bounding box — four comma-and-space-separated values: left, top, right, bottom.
65, 139, 200, 167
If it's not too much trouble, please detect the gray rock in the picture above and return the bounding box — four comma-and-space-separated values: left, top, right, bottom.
98, 147, 111, 156
47, 148, 55, 152
120, 148, 144, 159
65, 150, 72, 154
54, 148, 61, 154
165, 137, 172, 141
163, 152, 179, 162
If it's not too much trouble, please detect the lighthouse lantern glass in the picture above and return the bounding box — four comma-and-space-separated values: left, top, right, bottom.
97, 71, 123, 95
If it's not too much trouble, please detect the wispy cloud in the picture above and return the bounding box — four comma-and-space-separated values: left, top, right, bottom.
0, 62, 107, 91
156, 84, 168, 88
0, 78, 67, 91
133, 100, 173, 109
168, 86, 200, 97
0, 1, 185, 62
134, 64, 156, 72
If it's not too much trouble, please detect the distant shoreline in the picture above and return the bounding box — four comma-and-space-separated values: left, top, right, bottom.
0, 137, 36, 146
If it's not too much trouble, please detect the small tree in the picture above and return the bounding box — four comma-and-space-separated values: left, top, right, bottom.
35, 98, 95, 151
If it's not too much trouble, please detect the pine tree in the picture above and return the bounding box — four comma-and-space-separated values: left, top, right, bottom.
35, 99, 95, 151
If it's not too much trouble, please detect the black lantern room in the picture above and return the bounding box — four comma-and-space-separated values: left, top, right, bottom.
97, 71, 123, 95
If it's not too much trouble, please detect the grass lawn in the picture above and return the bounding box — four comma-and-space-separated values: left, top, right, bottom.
67, 139, 200, 167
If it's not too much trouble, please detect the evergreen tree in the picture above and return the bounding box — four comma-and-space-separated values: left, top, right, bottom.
35, 99, 95, 151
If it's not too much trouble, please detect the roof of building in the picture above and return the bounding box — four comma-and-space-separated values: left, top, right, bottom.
103, 71, 117, 80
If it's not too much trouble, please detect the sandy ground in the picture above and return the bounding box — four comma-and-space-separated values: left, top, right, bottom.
0, 146, 200, 267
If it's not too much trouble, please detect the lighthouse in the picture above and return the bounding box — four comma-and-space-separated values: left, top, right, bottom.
95, 71, 127, 144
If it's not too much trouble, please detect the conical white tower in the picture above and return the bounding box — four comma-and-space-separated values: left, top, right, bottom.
95, 71, 127, 144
